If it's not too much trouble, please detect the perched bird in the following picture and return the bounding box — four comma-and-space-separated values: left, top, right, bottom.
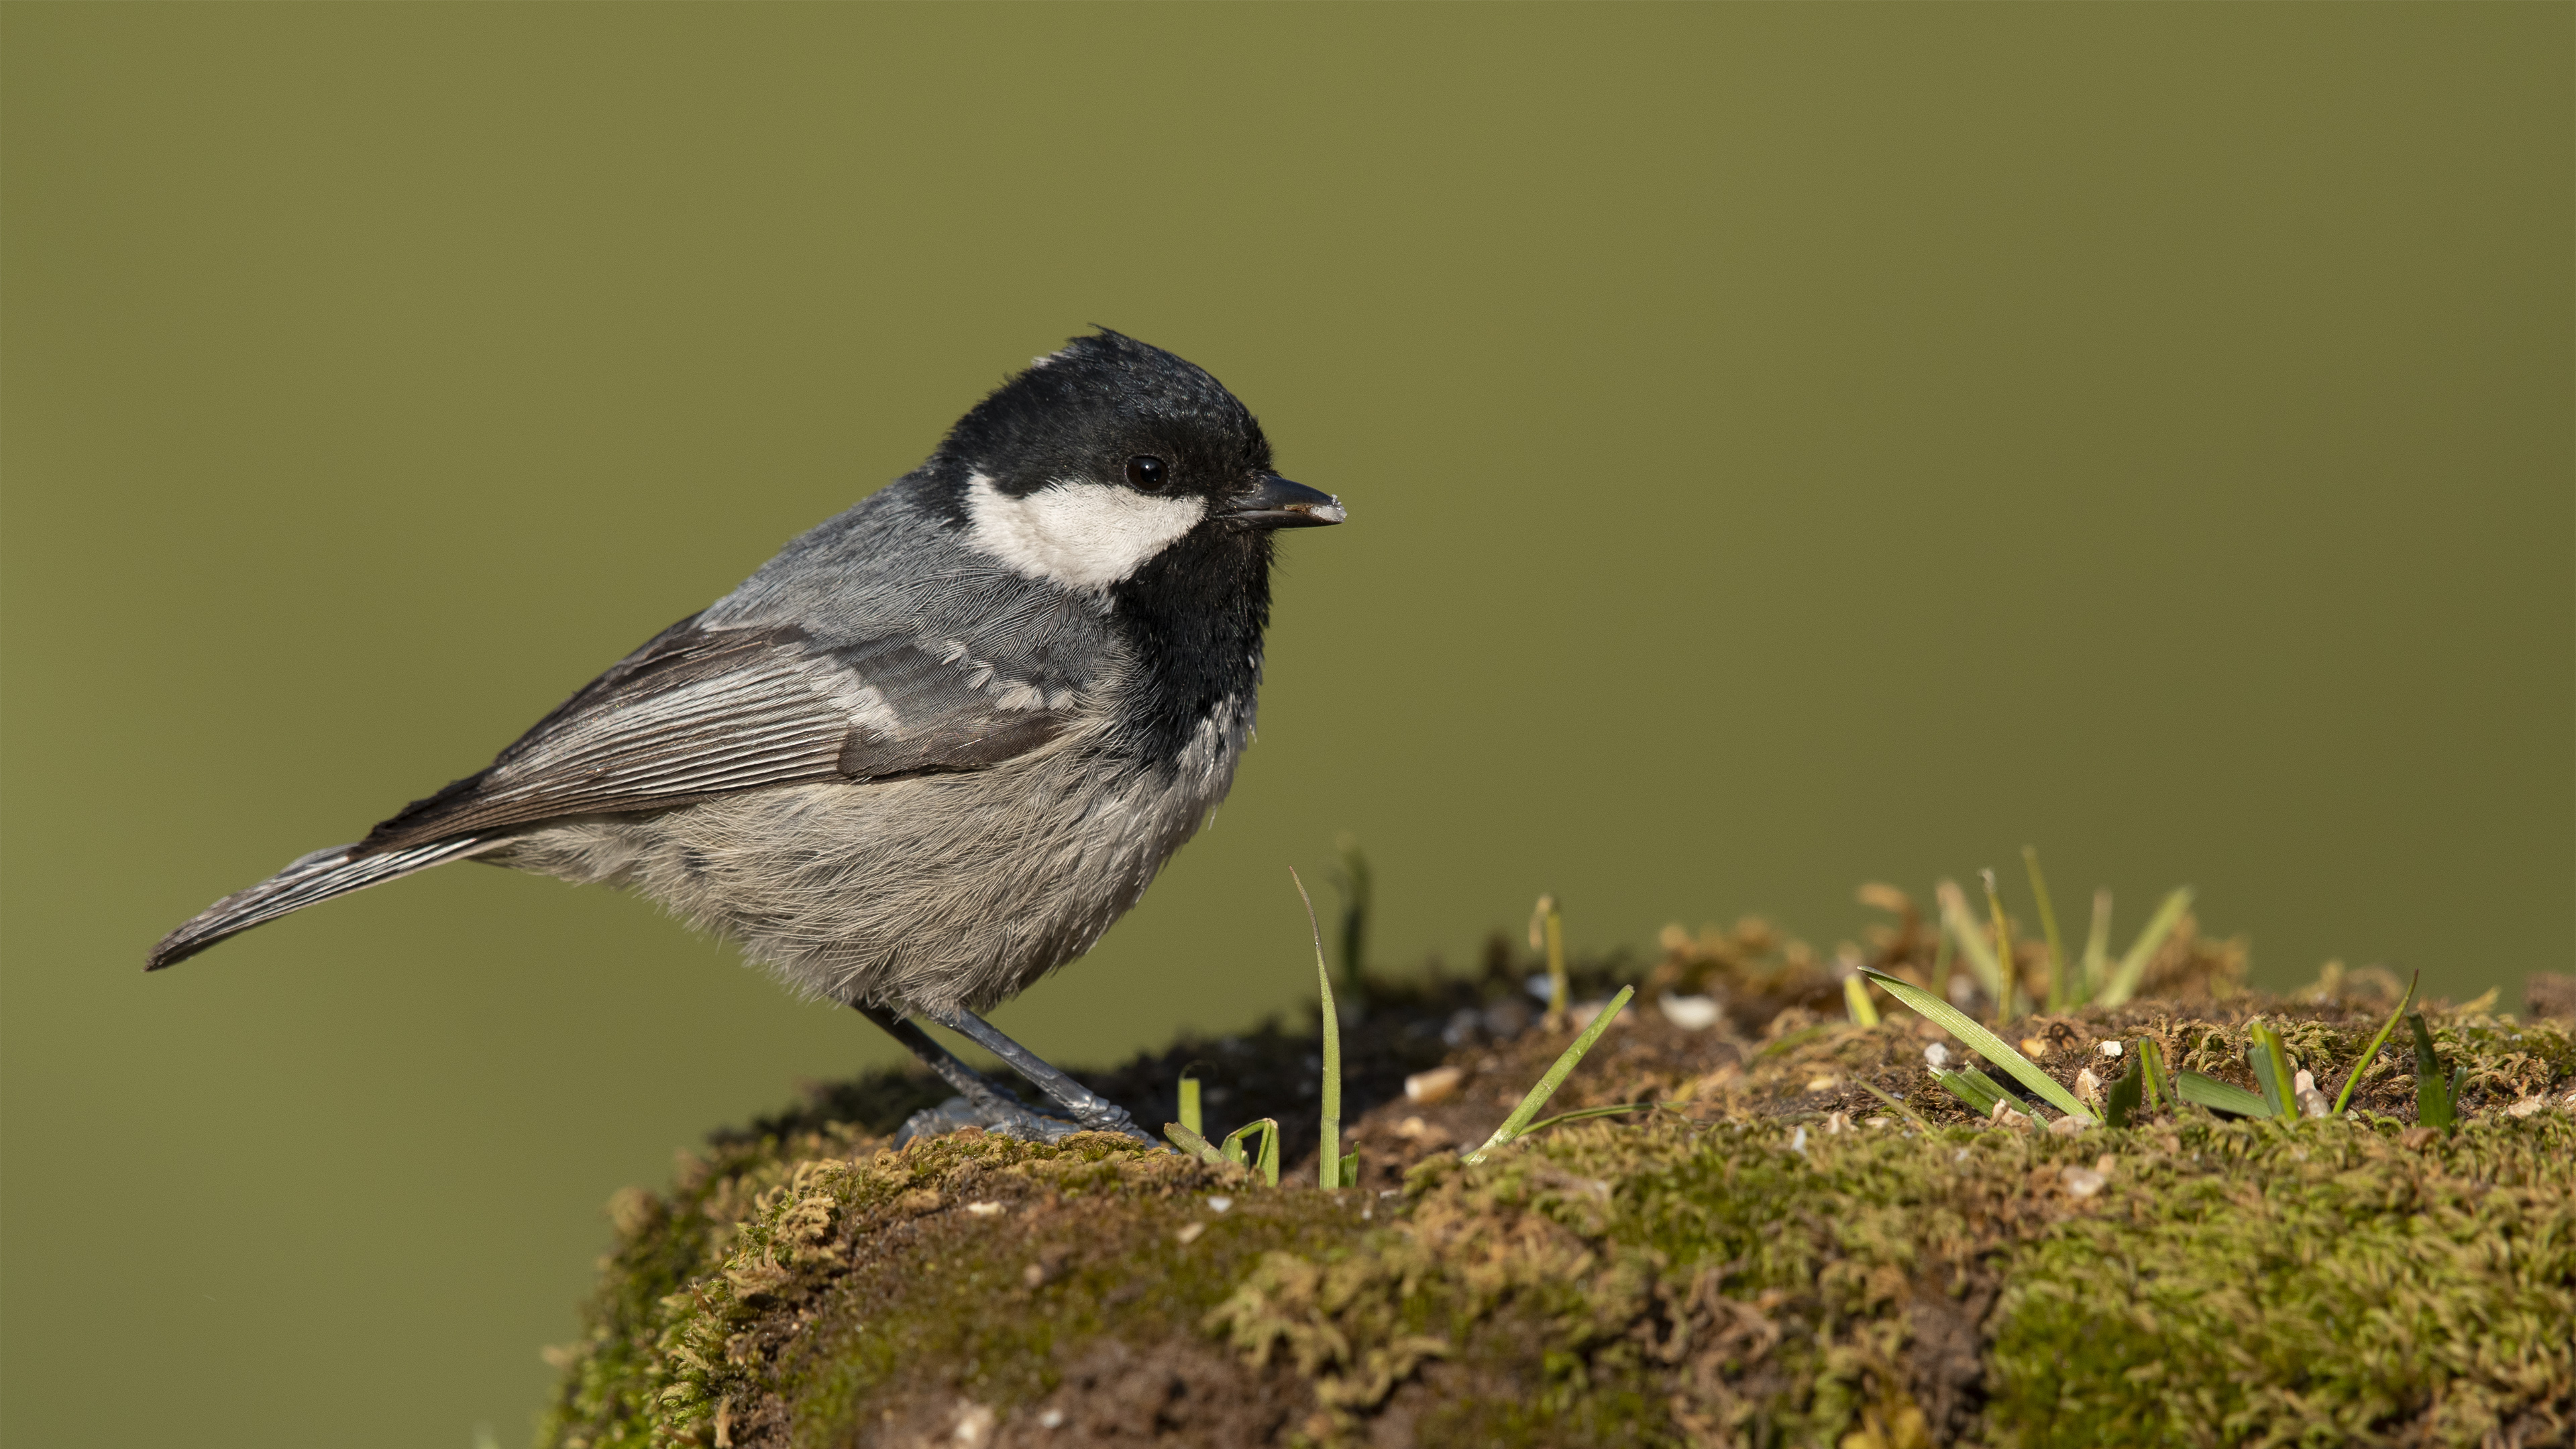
148, 331, 1344, 1141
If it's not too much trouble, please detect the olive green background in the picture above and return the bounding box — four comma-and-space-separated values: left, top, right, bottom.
2, 5, 2567, 1446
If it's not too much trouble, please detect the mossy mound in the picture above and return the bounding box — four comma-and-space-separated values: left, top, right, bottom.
539, 936, 2576, 1448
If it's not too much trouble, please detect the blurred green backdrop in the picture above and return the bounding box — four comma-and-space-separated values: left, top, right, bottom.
3, 5, 2567, 1446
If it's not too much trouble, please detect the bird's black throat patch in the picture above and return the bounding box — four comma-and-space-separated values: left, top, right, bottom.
1106, 525, 1275, 766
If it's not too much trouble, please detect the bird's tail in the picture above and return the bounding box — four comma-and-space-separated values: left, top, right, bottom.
146, 837, 496, 971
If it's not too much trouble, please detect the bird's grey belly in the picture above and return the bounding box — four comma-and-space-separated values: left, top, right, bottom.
486, 739, 1238, 1013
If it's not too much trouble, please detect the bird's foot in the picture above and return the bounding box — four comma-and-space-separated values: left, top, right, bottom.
892, 1095, 1083, 1148
923, 1006, 1155, 1145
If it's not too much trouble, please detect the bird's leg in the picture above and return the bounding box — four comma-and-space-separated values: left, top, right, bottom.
921, 1006, 1151, 1143
850, 1003, 1078, 1144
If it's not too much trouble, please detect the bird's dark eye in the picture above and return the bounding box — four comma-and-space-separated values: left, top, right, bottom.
1125, 455, 1169, 492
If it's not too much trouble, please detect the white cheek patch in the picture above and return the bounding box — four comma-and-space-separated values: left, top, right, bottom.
963, 472, 1207, 590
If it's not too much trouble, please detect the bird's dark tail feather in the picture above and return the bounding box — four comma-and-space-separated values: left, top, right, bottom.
146, 837, 495, 971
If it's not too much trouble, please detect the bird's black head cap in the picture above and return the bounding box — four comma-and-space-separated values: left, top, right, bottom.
936, 330, 1273, 505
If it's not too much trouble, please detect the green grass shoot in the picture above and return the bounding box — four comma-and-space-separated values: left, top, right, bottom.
1936, 879, 2005, 1009
1220, 1118, 1281, 1187
1843, 973, 1880, 1026
1464, 985, 1634, 1165
2331, 969, 2418, 1114
2079, 888, 2113, 998
1163, 1121, 1226, 1165
2175, 1070, 2272, 1118
1291, 867, 1347, 1189
1980, 868, 2019, 1020
1517, 1099, 1660, 1138
1532, 894, 1568, 1033
2023, 847, 2069, 1012
2102, 1050, 2144, 1127
2408, 1012, 2464, 1130
2098, 887, 2193, 1006
2138, 1038, 2170, 1112
1933, 1065, 2031, 1122
2245, 1020, 2296, 1118
1860, 967, 2095, 1122
1178, 1071, 1203, 1138
1854, 1075, 1933, 1132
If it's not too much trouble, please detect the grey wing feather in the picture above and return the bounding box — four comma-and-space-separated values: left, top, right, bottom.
354, 617, 1077, 855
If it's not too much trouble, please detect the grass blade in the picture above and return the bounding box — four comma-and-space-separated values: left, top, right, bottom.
1521, 1100, 1662, 1136
1532, 895, 1568, 1033
1221, 1118, 1281, 1187
1933, 1072, 1989, 1115
2408, 1013, 2455, 1129
2079, 888, 2113, 998
1980, 869, 2019, 1020
2175, 1071, 2271, 1118
1854, 1077, 1934, 1132
2137, 1038, 2170, 1111
1843, 973, 1880, 1027
1291, 868, 1342, 1189
1179, 1072, 1203, 1138
1935, 880, 2004, 1006
2103, 1051, 2144, 1128
1464, 985, 1634, 1164
2331, 968, 2418, 1115
2023, 847, 2068, 1012
2099, 887, 2192, 1006
1861, 968, 2094, 1122
2245, 1021, 2294, 1119
1163, 1122, 1228, 1166
1935, 1067, 2006, 1116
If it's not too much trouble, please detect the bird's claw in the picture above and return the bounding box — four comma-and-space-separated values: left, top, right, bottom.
892, 1095, 1084, 1148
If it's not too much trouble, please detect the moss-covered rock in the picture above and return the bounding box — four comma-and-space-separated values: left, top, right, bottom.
539, 947, 2576, 1448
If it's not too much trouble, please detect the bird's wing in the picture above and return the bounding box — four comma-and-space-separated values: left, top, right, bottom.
352, 615, 1078, 855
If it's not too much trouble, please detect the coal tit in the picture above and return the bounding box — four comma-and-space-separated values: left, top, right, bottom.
149, 331, 1345, 1140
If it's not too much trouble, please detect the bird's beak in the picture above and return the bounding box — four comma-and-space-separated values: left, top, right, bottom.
1226, 474, 1346, 529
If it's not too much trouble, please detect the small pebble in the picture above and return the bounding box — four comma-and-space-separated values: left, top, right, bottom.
1175, 1222, 1205, 1245
1405, 1066, 1464, 1104
1659, 994, 1721, 1030
2098, 1040, 2125, 1058
1022, 1263, 1044, 1288
951, 1403, 997, 1446
2021, 1038, 2049, 1059
964, 1200, 1004, 1218
2060, 1165, 2107, 1197
2047, 1113, 2090, 1137
1038, 1408, 1067, 1430
1924, 1042, 1952, 1070
2506, 1095, 2544, 1119
2292, 1069, 2331, 1119
1205, 1195, 1234, 1214
1805, 1075, 1838, 1093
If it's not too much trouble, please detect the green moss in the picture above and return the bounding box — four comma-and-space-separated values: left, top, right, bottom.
541, 1008, 2575, 1448
1989, 1117, 2576, 1447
